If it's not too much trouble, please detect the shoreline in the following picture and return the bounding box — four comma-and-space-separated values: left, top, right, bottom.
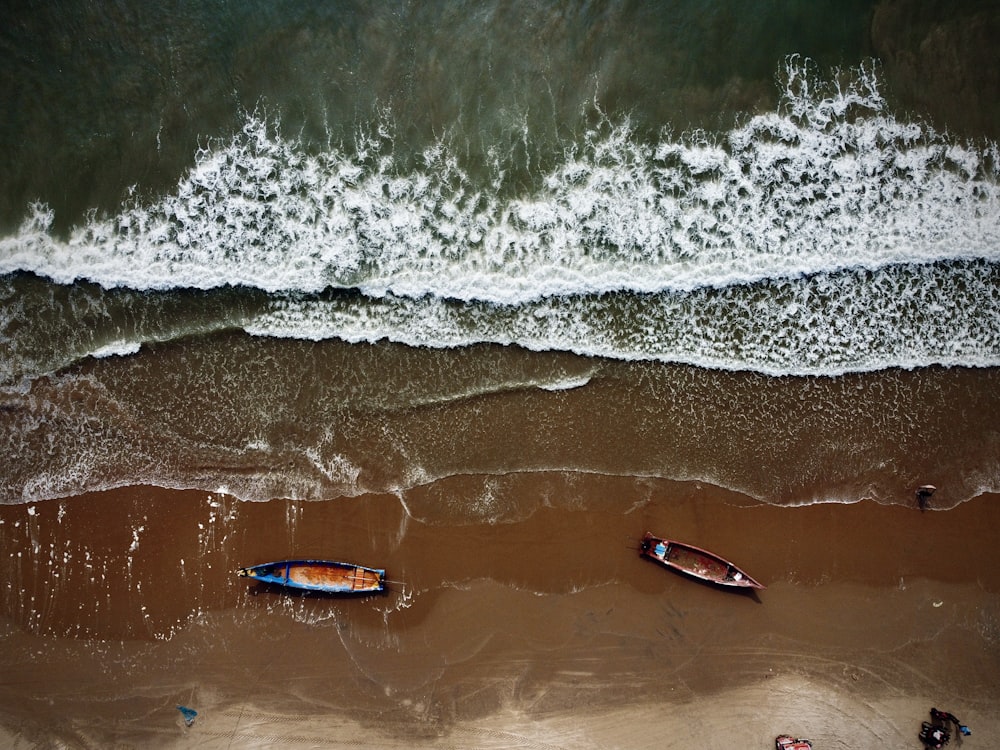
3, 2, 1000, 746
7, 342, 1000, 511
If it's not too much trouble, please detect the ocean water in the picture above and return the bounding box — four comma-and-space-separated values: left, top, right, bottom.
2, 1, 999, 513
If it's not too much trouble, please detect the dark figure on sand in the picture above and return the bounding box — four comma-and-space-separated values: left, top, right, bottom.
916, 484, 936, 510
919, 720, 949, 748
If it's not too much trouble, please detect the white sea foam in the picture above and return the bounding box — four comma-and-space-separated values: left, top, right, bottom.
304, 447, 362, 486
537, 375, 592, 392
245, 258, 1000, 376
1, 60, 997, 304
91, 340, 143, 359
2, 60, 998, 376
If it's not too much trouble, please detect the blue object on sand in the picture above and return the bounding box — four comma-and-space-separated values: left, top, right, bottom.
177, 705, 197, 726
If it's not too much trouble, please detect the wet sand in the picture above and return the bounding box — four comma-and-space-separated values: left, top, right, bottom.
1, 478, 998, 747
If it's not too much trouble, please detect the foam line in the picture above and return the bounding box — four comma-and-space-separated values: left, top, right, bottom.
1, 60, 997, 306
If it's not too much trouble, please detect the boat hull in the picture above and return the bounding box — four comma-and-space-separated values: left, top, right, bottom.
237, 559, 386, 594
639, 532, 764, 589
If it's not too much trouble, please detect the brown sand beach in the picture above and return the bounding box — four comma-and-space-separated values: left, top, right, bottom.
1, 479, 998, 748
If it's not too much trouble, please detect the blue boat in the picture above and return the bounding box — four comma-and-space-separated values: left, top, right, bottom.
236, 559, 386, 594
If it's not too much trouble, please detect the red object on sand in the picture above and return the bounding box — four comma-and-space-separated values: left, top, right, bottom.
775, 735, 813, 750
639, 532, 764, 589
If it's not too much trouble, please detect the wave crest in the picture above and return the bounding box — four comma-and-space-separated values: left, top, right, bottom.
2, 59, 997, 305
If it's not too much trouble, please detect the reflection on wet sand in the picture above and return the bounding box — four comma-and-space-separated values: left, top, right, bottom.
1, 480, 998, 746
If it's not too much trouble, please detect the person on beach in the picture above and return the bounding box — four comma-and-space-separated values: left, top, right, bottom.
916, 484, 936, 510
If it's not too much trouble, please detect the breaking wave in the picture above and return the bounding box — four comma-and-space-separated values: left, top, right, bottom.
2, 58, 999, 376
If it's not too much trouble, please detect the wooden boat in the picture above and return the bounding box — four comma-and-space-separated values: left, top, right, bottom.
639, 532, 764, 589
236, 559, 385, 594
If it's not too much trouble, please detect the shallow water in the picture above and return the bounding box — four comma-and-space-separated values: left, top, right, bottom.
3, 334, 999, 509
